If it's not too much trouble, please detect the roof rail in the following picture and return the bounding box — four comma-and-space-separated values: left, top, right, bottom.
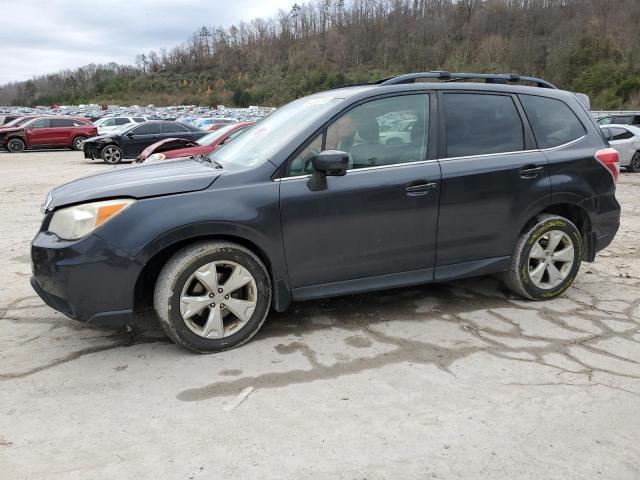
377, 71, 557, 89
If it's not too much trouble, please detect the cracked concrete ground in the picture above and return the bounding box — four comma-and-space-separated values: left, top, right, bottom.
1, 151, 639, 479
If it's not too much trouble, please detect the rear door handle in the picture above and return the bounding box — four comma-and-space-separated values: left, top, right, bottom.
519, 165, 545, 178
405, 181, 438, 196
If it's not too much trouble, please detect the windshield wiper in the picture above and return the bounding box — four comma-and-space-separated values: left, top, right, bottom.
191, 154, 223, 169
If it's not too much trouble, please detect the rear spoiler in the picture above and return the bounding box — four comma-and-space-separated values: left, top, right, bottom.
573, 93, 590, 110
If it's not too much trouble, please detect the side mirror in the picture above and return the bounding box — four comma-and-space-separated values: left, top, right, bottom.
126, 131, 134, 138
307, 150, 349, 192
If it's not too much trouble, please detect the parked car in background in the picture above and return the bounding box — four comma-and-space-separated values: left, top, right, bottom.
176, 117, 196, 124
0, 116, 96, 152
94, 116, 147, 135
0, 115, 22, 126
135, 121, 255, 163
597, 114, 640, 126
0, 115, 39, 131
205, 124, 227, 132
83, 120, 207, 163
32, 72, 620, 353
193, 117, 238, 129
600, 124, 640, 172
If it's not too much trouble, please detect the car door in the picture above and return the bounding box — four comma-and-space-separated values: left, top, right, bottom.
607, 127, 636, 165
434, 91, 550, 278
49, 118, 74, 145
26, 118, 52, 146
279, 93, 441, 294
123, 122, 160, 156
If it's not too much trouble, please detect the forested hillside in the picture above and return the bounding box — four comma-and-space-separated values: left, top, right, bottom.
2, 0, 640, 109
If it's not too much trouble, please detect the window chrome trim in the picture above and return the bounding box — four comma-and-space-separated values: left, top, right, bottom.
277, 158, 439, 182
275, 134, 587, 182
538, 134, 587, 152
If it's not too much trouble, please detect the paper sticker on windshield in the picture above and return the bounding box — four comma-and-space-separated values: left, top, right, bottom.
304, 97, 333, 106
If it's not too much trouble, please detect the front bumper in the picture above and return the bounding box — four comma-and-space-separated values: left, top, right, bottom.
83, 142, 100, 159
31, 230, 142, 327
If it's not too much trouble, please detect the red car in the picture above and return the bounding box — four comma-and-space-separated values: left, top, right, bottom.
0, 115, 39, 132
0, 116, 97, 152
135, 121, 255, 163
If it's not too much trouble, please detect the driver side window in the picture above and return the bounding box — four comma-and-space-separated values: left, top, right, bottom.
286, 94, 429, 177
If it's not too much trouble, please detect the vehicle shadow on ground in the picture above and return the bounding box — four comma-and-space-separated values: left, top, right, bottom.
2, 274, 639, 396
176, 274, 640, 400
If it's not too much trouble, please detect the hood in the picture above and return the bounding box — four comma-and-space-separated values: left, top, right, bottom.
46, 157, 225, 210
85, 133, 117, 143
0, 126, 23, 134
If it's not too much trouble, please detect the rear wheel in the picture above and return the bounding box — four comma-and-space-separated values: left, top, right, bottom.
504, 214, 582, 300
629, 152, 640, 173
101, 145, 123, 164
154, 241, 272, 353
7, 138, 25, 153
72, 136, 87, 151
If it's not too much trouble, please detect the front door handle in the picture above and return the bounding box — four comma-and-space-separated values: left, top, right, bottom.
519, 165, 545, 178
405, 181, 438, 196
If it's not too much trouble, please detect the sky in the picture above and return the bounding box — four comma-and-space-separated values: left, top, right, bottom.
0, 0, 295, 86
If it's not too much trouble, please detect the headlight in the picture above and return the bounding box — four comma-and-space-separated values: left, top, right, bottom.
48, 199, 135, 240
146, 153, 166, 162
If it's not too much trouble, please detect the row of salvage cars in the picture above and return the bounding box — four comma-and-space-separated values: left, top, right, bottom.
85, 120, 255, 164
0, 114, 256, 164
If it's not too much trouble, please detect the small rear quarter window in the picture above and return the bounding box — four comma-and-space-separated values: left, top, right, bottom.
520, 95, 585, 149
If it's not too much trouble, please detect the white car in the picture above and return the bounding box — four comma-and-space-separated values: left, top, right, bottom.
600, 124, 640, 172
94, 116, 147, 135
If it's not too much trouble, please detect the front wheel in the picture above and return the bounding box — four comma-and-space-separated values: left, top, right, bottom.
154, 241, 272, 353
101, 145, 123, 164
6, 138, 25, 153
503, 214, 582, 300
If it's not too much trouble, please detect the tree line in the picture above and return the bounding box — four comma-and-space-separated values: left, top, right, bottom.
1, 0, 639, 109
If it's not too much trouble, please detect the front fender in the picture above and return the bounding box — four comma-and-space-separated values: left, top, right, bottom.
94, 182, 292, 310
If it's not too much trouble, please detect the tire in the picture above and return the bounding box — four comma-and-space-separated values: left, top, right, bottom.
101, 145, 123, 164
503, 214, 582, 300
6, 138, 25, 153
629, 152, 640, 173
154, 241, 272, 353
72, 136, 87, 151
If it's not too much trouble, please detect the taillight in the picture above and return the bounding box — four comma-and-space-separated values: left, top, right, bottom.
595, 148, 620, 183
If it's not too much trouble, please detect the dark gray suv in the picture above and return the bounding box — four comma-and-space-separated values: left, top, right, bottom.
31, 72, 621, 353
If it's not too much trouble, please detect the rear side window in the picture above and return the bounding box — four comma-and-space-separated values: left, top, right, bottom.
115, 118, 131, 126
444, 93, 524, 157
161, 123, 189, 134
132, 123, 159, 135
520, 95, 586, 149
51, 119, 74, 127
614, 115, 632, 124
133, 118, 146, 123
610, 127, 634, 140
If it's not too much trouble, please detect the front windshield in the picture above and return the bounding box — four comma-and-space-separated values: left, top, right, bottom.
212, 96, 340, 167
197, 123, 238, 146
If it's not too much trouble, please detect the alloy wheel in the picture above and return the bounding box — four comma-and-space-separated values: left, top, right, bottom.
102, 146, 121, 163
630, 153, 640, 173
74, 138, 85, 150
179, 260, 257, 339
527, 230, 575, 289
